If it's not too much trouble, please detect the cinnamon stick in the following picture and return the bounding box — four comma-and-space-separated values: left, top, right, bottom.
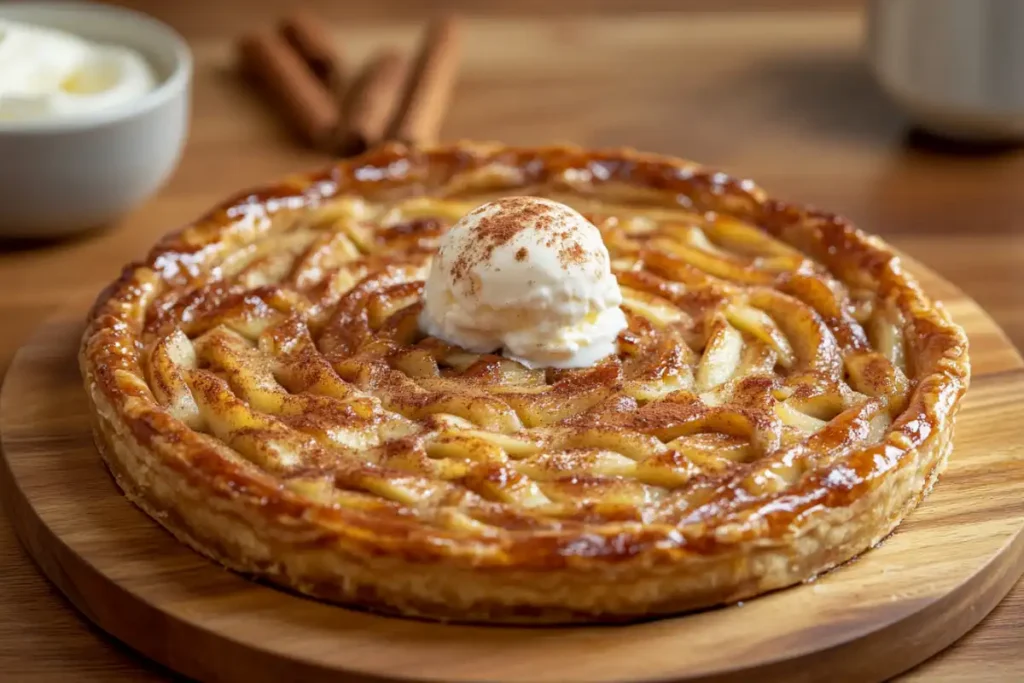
386, 16, 461, 145
279, 11, 345, 94
334, 50, 408, 157
237, 31, 339, 147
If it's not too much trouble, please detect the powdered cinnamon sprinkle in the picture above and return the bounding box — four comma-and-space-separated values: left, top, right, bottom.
559, 242, 586, 268
448, 197, 589, 288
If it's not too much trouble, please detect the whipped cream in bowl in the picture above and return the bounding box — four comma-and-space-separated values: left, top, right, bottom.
0, 3, 191, 237
420, 196, 628, 369
0, 17, 157, 122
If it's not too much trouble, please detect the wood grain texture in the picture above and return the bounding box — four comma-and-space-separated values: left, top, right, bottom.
0, 4, 1023, 682
2, 271, 1021, 683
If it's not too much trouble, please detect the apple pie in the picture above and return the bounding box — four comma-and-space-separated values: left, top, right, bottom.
80, 142, 970, 623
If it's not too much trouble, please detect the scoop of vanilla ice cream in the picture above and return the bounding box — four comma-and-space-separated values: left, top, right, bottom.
420, 196, 627, 369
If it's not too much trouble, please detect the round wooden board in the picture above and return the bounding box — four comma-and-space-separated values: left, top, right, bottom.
3, 263, 1024, 683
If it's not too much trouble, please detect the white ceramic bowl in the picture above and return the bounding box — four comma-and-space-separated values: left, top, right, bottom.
0, 2, 191, 238
866, 0, 1024, 142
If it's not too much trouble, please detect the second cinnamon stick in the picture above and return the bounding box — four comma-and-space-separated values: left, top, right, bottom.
386, 16, 461, 145
334, 50, 408, 157
279, 11, 345, 93
238, 31, 339, 147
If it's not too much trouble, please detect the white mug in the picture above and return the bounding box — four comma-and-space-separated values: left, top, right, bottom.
866, 0, 1024, 141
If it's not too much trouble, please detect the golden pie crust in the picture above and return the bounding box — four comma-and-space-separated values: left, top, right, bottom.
81, 142, 970, 623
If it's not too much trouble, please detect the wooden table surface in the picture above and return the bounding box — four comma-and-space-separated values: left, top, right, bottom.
1, 2, 1022, 681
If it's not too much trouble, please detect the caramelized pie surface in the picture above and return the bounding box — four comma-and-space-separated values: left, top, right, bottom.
81, 143, 970, 622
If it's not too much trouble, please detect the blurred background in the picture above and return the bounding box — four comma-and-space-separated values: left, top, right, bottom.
7, 0, 1016, 325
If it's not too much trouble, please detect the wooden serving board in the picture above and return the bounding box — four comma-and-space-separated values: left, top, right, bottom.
2, 262, 1024, 683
